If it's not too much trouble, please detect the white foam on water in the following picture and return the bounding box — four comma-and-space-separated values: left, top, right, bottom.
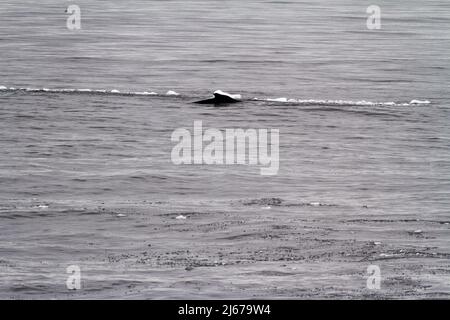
110, 89, 120, 94
410, 100, 430, 105
166, 90, 179, 96
267, 97, 288, 102
260, 97, 432, 107
0, 85, 7, 90
309, 202, 321, 207
135, 91, 158, 96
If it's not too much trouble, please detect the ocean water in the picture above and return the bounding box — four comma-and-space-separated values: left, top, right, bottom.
0, 0, 450, 299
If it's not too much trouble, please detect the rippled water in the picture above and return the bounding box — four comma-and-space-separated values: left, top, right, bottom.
1, 0, 450, 299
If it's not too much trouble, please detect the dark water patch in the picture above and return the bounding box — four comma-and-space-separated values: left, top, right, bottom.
0, 210, 56, 220
247, 270, 297, 277
76, 210, 103, 216
128, 175, 168, 181
346, 218, 450, 225
241, 198, 283, 206
219, 232, 281, 241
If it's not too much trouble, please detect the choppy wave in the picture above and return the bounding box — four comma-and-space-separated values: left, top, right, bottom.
0, 85, 431, 106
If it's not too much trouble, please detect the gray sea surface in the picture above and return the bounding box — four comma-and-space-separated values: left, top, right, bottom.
0, 0, 449, 299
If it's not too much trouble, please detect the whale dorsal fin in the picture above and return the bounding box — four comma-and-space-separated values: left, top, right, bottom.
194, 90, 242, 104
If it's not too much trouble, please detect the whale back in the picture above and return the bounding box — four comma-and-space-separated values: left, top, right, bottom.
194, 91, 241, 104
